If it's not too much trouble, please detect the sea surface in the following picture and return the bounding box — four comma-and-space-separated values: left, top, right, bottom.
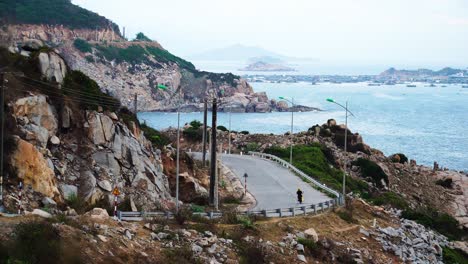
138, 82, 468, 172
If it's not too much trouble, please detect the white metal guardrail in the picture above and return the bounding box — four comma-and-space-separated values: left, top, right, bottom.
248, 151, 342, 202
117, 151, 343, 221
117, 199, 337, 221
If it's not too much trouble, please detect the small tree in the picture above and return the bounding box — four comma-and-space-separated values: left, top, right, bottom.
135, 32, 152, 41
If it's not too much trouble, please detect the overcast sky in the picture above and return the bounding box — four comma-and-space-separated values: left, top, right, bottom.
73, 0, 468, 68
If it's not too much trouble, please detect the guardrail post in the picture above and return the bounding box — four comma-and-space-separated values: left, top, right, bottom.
262, 210, 267, 217
319, 203, 324, 212
312, 204, 316, 214
302, 206, 307, 215
209, 211, 214, 220
290, 207, 295, 216
165, 211, 170, 219
117, 211, 121, 221
276, 208, 282, 217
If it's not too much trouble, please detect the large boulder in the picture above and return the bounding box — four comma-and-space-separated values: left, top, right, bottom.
10, 138, 60, 200
79, 171, 97, 201
86, 112, 115, 145
38, 52, 67, 83
13, 95, 58, 146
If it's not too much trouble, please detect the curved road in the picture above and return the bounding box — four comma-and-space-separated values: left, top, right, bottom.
193, 153, 331, 211
222, 154, 331, 210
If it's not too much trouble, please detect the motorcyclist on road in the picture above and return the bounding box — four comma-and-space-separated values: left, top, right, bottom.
297, 188, 303, 204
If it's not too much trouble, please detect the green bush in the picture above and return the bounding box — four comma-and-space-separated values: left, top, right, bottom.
191, 204, 205, 213
183, 127, 203, 141
297, 237, 320, 255
402, 207, 465, 240
436, 178, 453, 189
442, 247, 468, 264
146, 46, 195, 70
392, 153, 408, 164
246, 142, 259, 152
63, 70, 120, 112
217, 125, 228, 131
140, 123, 170, 148
222, 195, 241, 204
265, 145, 369, 196
73, 39, 92, 53
351, 158, 389, 188
336, 210, 355, 223
368, 192, 408, 210
189, 120, 202, 129
0, 220, 83, 264
134, 32, 152, 41
2, 0, 121, 33
240, 130, 250, 135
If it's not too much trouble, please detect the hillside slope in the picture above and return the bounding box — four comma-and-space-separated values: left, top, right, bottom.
0, 0, 279, 112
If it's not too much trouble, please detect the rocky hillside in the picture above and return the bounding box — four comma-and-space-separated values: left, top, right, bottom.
0, 46, 174, 213
0, 0, 283, 113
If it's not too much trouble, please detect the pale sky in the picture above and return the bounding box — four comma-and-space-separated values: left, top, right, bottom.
72, 0, 468, 68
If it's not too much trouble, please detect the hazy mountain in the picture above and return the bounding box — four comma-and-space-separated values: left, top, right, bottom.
189, 44, 311, 61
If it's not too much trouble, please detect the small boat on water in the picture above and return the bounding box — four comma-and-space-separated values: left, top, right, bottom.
406, 84, 417, 87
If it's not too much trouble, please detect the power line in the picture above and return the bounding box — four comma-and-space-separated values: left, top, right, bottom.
14, 75, 121, 103
13, 79, 122, 106
12, 85, 121, 108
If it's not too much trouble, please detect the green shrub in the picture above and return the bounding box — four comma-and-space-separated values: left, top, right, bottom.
237, 216, 255, 230
436, 178, 453, 189
265, 145, 369, 196
217, 125, 228, 131
351, 158, 389, 188
369, 192, 408, 210
95, 44, 148, 64
222, 195, 241, 204
146, 46, 195, 70
191, 204, 205, 213
10, 221, 61, 263
63, 70, 120, 112
140, 123, 170, 148
73, 39, 92, 53
183, 127, 203, 141
85, 55, 94, 63
245, 142, 259, 152
189, 120, 202, 129
336, 210, 355, 223
240, 130, 250, 135
392, 153, 408, 164
134, 32, 152, 41
402, 207, 465, 240
174, 206, 193, 225
442, 247, 468, 264
2, 0, 120, 33
297, 237, 320, 255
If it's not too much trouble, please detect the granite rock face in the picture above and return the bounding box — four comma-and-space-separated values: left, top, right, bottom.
9, 90, 173, 210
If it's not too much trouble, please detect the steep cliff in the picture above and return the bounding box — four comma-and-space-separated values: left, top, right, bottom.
0, 47, 173, 212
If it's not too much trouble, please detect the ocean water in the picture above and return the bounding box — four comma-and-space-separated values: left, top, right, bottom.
138, 82, 468, 171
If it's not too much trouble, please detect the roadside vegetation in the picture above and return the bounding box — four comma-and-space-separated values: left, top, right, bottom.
1, 0, 120, 32
264, 144, 370, 197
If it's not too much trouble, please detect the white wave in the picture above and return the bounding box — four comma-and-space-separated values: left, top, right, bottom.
373, 93, 404, 100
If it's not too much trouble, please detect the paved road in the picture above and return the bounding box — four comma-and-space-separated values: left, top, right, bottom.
192, 153, 331, 211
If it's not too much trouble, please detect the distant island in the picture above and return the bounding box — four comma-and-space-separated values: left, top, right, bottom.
239, 61, 296, 72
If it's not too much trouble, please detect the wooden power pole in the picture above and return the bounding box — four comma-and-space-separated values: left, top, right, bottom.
202, 99, 208, 166
209, 98, 217, 206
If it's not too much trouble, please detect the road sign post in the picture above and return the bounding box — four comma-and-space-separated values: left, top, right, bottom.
112, 187, 120, 220
243, 173, 248, 196
18, 181, 23, 215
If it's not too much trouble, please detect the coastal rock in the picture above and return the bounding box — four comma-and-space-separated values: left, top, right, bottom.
38, 52, 67, 83
10, 137, 60, 200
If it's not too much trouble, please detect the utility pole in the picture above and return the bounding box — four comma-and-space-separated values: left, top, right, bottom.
209, 98, 217, 206
0, 73, 4, 210
134, 93, 137, 113
202, 99, 207, 166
